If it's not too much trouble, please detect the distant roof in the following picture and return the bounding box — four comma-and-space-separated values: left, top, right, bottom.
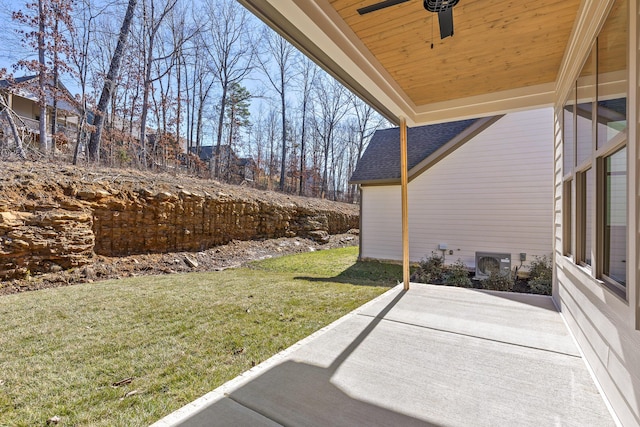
190, 145, 234, 161
0, 74, 82, 115
598, 98, 626, 117
350, 118, 488, 184
0, 75, 38, 88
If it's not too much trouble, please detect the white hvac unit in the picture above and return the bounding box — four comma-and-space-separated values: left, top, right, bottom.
475, 252, 511, 279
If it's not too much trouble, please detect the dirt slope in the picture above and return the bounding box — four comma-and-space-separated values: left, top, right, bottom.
0, 160, 360, 294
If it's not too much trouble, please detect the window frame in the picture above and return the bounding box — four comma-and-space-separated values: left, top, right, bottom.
576, 167, 594, 268
562, 179, 573, 257
561, 34, 629, 299
597, 138, 628, 297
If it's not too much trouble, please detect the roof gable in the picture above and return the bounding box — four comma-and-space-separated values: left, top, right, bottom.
350, 117, 489, 184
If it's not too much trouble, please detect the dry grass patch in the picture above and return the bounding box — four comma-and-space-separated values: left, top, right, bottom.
0, 247, 400, 426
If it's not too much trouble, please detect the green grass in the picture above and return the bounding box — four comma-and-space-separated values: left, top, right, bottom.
0, 247, 401, 427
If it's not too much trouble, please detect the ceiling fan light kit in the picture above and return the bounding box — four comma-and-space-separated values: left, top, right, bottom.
424, 0, 459, 39
357, 0, 459, 40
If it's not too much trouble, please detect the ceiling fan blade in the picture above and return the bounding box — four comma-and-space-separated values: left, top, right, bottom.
437, 7, 454, 38
357, 0, 410, 15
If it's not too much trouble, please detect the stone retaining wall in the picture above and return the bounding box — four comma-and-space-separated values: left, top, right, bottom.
0, 185, 358, 279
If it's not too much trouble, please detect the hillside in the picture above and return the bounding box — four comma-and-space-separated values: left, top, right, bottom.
0, 161, 359, 293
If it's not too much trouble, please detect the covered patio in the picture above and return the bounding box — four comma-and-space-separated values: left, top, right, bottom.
153, 284, 615, 426
152, 0, 636, 424
221, 0, 638, 423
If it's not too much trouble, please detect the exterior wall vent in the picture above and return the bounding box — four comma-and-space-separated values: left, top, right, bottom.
475, 252, 511, 279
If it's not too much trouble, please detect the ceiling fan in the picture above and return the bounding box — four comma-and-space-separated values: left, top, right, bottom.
357, 0, 460, 40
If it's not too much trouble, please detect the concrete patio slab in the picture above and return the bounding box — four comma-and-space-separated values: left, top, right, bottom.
358, 285, 580, 356
151, 284, 616, 427
171, 395, 281, 427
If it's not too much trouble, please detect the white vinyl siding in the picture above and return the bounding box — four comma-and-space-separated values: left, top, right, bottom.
360, 108, 554, 270
360, 185, 401, 261
551, 0, 640, 423
554, 80, 640, 427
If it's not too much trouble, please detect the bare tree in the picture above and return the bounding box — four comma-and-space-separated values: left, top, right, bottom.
295, 55, 316, 195
204, 0, 255, 178
257, 29, 295, 191
12, 0, 75, 156
0, 93, 27, 159
88, 0, 138, 161
187, 29, 217, 157
348, 97, 386, 199
70, 0, 109, 164
137, 0, 179, 167
313, 73, 350, 199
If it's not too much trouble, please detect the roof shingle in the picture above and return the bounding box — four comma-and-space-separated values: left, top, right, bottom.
350, 118, 480, 183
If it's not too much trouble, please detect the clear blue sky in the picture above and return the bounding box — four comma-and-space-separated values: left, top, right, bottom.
0, 0, 30, 72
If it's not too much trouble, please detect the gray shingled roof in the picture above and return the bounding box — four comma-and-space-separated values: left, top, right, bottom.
598, 98, 626, 116
350, 118, 481, 183
0, 75, 38, 88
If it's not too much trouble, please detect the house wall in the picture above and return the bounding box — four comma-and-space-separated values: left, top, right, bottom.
360, 185, 402, 261
360, 108, 554, 271
552, 0, 640, 426
12, 95, 35, 119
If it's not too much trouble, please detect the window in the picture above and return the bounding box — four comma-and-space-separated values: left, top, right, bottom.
562, 86, 575, 257
563, 92, 575, 174
576, 48, 596, 166
597, 0, 627, 149
603, 147, 627, 288
561, 0, 628, 295
563, 180, 573, 256
578, 168, 594, 266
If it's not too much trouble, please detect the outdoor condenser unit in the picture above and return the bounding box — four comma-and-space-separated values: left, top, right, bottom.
475, 252, 511, 279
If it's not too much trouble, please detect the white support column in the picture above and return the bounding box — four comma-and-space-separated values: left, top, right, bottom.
400, 117, 410, 290
630, 0, 639, 330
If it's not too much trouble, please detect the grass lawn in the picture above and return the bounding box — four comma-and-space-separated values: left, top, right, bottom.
0, 247, 401, 426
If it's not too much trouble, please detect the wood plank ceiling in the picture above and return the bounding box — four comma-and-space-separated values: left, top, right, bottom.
329, 0, 583, 106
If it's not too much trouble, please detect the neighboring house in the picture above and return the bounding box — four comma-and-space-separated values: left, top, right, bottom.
0, 75, 82, 145
350, 109, 553, 273
190, 145, 255, 182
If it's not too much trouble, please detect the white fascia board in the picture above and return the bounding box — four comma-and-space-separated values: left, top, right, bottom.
555, 0, 616, 103
412, 83, 556, 125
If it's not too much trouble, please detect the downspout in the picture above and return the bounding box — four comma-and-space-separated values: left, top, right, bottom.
400, 117, 410, 290
358, 185, 363, 261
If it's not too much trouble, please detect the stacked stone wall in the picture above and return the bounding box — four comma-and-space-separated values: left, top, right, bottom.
0, 182, 358, 278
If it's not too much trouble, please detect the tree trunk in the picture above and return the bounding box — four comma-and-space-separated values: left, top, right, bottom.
139, 36, 154, 169
0, 95, 26, 159
279, 80, 286, 191
299, 101, 307, 195
226, 105, 236, 181
72, 110, 86, 165
88, 0, 138, 161
37, 0, 48, 155
214, 84, 228, 178
321, 135, 331, 199
175, 53, 182, 157
50, 16, 60, 157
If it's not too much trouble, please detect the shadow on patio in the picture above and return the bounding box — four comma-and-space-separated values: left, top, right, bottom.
294, 260, 405, 287
152, 284, 615, 427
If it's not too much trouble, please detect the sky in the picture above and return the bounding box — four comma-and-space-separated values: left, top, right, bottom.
0, 0, 390, 149
0, 0, 285, 108
0, 0, 31, 73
